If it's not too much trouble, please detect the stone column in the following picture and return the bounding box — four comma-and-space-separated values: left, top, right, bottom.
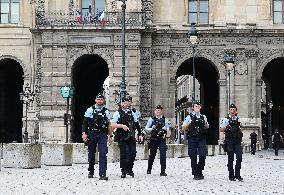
219, 79, 227, 142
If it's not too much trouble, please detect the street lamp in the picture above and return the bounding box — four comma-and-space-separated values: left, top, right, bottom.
268, 100, 273, 148
224, 54, 235, 109
20, 83, 36, 143
119, 0, 127, 99
188, 23, 198, 104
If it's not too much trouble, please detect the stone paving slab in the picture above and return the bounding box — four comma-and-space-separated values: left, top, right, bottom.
0, 150, 283, 195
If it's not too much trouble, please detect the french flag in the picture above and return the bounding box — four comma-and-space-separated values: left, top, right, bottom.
88, 0, 92, 22
99, 11, 105, 26
75, 10, 82, 24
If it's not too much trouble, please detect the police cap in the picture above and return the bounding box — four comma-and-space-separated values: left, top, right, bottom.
121, 96, 129, 102
96, 93, 105, 99
128, 96, 133, 101
229, 103, 237, 109
193, 100, 201, 106
156, 105, 163, 110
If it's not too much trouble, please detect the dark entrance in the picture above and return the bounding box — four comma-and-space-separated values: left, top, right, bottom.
262, 58, 284, 147
71, 54, 109, 142
0, 58, 24, 143
176, 57, 219, 145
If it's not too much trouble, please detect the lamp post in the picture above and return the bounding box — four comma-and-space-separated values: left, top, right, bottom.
268, 100, 273, 148
20, 83, 36, 143
60, 85, 73, 143
224, 54, 235, 109
119, 0, 127, 99
188, 23, 198, 104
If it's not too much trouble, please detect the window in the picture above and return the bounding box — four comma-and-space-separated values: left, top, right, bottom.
188, 0, 208, 24
0, 0, 19, 24
81, 0, 105, 16
274, 0, 283, 24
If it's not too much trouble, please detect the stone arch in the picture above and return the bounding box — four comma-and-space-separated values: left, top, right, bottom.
0, 57, 24, 143
70, 52, 110, 142
67, 46, 114, 70
0, 55, 29, 79
171, 51, 226, 81
257, 51, 284, 79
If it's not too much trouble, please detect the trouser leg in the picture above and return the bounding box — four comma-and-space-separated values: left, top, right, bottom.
188, 138, 198, 176
98, 134, 108, 176
148, 140, 158, 171
235, 143, 242, 177
159, 140, 167, 172
197, 138, 207, 175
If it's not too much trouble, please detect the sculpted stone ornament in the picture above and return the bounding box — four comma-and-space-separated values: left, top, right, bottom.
140, 47, 152, 117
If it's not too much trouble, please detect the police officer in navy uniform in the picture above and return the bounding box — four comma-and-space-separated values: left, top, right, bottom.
272, 128, 283, 156
111, 96, 143, 178
81, 93, 112, 180
127, 96, 144, 143
219, 104, 243, 181
127, 96, 140, 120
250, 130, 257, 155
182, 101, 209, 180
145, 105, 170, 176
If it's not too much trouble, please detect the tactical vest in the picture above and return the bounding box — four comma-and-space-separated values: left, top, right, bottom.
250, 133, 257, 142
150, 116, 166, 140
88, 106, 109, 133
225, 116, 242, 140
188, 113, 207, 137
115, 109, 136, 141
273, 133, 281, 143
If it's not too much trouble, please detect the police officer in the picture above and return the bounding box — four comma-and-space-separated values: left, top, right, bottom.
145, 105, 170, 176
127, 96, 140, 120
272, 128, 283, 156
111, 96, 143, 178
127, 96, 144, 143
219, 104, 243, 181
182, 101, 209, 180
81, 93, 112, 180
250, 130, 257, 155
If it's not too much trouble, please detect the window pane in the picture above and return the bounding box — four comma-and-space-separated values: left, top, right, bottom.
274, 0, 282, 12
82, 0, 89, 9
200, 0, 208, 12
11, 1, 19, 14
11, 13, 19, 23
1, 2, 10, 13
95, 0, 105, 11
82, 8, 88, 17
189, 12, 197, 23
189, 0, 197, 12
274, 11, 282, 24
200, 12, 208, 23
0, 13, 8, 23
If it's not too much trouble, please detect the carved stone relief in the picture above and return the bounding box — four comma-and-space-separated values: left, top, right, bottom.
141, 0, 153, 25
140, 47, 152, 117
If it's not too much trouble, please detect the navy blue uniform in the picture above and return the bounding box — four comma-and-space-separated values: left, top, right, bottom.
112, 108, 141, 176
220, 116, 243, 179
183, 112, 209, 178
273, 132, 282, 156
145, 116, 170, 174
82, 105, 110, 177
250, 132, 257, 155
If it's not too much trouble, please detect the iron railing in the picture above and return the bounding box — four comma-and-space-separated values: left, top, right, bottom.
36, 11, 145, 27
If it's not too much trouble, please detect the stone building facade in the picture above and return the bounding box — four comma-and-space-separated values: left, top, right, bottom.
1, 0, 284, 146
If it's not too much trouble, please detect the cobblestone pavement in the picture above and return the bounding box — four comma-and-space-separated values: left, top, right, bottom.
0, 150, 283, 195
